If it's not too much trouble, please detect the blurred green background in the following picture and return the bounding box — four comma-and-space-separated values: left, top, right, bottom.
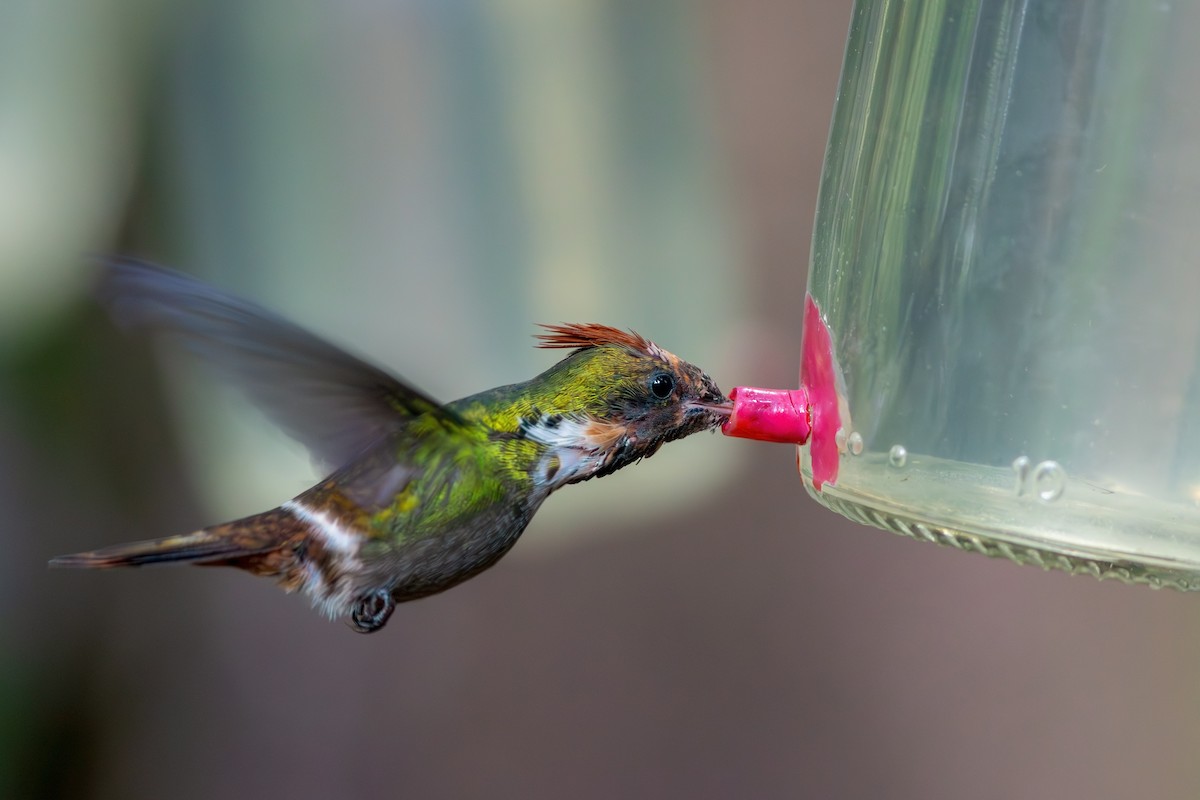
3, 1, 1199, 798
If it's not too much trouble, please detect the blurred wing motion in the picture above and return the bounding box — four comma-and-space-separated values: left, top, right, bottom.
97, 257, 465, 471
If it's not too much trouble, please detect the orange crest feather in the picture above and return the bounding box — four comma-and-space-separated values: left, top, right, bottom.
535, 323, 654, 355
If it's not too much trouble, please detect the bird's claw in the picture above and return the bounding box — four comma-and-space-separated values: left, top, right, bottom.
348, 588, 395, 633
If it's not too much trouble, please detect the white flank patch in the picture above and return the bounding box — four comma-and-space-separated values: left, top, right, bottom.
281, 500, 361, 555
280, 499, 363, 618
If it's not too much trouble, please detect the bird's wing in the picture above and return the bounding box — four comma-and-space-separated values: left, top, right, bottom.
96, 257, 469, 472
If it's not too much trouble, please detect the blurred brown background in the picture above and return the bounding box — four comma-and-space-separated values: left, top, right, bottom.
3, 1, 1200, 798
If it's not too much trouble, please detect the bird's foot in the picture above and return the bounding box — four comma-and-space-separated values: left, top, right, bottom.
348, 588, 394, 633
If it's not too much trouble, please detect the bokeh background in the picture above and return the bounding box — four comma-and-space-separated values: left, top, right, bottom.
3, 1, 1200, 798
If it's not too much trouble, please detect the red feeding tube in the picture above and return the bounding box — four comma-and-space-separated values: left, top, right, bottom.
721, 387, 811, 444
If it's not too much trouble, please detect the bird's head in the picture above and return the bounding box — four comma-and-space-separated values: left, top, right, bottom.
517, 323, 730, 489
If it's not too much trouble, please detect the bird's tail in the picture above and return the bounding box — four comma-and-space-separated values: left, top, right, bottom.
49, 507, 309, 576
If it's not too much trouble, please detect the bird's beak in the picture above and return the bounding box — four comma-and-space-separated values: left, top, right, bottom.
685, 398, 733, 431
686, 400, 733, 417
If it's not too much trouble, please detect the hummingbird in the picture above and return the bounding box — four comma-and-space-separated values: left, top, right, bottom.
51, 259, 731, 633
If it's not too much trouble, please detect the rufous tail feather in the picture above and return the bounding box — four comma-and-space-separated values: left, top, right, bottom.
49, 508, 308, 572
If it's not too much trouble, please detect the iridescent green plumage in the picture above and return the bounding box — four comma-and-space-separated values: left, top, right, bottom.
51, 261, 729, 632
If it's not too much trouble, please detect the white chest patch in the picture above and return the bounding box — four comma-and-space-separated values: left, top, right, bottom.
520, 414, 595, 450
521, 414, 626, 490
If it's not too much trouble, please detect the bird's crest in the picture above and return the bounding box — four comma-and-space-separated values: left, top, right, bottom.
535, 323, 660, 357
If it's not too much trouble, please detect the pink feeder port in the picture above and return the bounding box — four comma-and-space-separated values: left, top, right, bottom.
800, 294, 840, 490
721, 293, 842, 491
721, 387, 811, 444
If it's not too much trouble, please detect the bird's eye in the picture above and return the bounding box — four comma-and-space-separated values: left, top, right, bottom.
649, 372, 675, 400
